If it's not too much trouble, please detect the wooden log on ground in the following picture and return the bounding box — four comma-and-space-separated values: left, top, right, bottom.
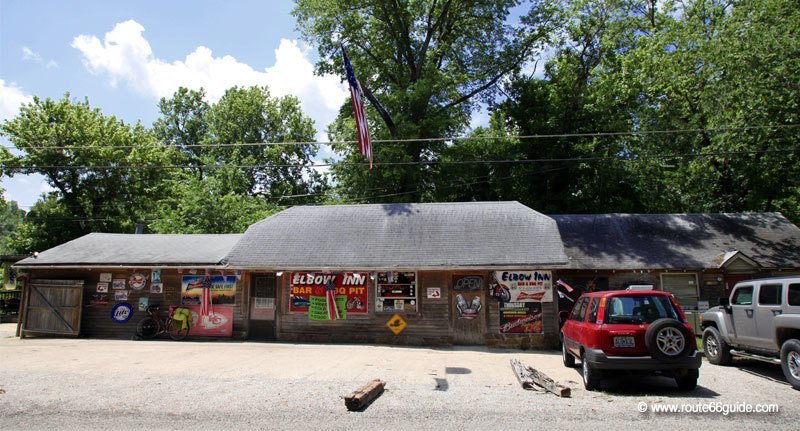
510, 358, 540, 391
528, 366, 571, 398
344, 379, 386, 411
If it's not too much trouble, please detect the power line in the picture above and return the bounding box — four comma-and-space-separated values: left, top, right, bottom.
3, 147, 799, 171
3, 124, 798, 151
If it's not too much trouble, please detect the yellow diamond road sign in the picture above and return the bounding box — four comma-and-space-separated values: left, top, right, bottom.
386, 314, 407, 335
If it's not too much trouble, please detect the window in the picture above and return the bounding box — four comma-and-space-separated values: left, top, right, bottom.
605, 295, 679, 324
587, 298, 600, 323
572, 298, 589, 321
732, 286, 754, 305
375, 272, 417, 313
789, 284, 800, 306
577, 298, 590, 322
758, 284, 782, 306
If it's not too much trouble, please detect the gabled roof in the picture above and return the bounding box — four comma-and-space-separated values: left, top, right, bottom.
225, 202, 568, 269
14, 233, 243, 267
551, 213, 800, 270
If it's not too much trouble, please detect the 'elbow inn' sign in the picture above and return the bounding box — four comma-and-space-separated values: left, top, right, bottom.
491, 271, 553, 302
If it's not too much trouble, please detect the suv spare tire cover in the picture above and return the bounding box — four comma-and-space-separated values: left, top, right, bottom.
645, 318, 692, 361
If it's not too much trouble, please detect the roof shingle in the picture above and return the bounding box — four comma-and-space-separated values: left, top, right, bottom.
226, 202, 568, 269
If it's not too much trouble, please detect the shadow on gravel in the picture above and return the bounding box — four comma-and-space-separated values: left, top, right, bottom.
733, 358, 791, 387
569, 369, 721, 398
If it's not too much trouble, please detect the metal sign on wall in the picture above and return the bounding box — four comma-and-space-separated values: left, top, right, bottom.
491, 271, 554, 302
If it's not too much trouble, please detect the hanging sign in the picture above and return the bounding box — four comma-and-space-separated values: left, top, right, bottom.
110, 302, 133, 323
491, 271, 553, 302
289, 272, 369, 316
427, 287, 441, 299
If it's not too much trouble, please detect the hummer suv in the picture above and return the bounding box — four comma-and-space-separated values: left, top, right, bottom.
700, 276, 800, 390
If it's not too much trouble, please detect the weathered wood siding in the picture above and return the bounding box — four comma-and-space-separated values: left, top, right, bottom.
274, 270, 559, 348
21, 268, 245, 339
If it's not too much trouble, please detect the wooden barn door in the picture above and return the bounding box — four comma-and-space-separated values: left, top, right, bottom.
21, 279, 84, 338
451, 274, 487, 345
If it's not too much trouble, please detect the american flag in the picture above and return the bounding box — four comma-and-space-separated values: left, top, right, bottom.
201, 275, 213, 317
325, 279, 340, 320
341, 44, 372, 169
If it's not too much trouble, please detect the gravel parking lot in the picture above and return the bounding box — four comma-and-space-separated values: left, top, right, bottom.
0, 323, 795, 430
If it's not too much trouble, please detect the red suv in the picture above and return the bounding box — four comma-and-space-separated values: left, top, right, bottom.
561, 289, 702, 391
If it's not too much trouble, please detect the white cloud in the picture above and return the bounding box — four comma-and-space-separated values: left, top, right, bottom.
21, 46, 58, 69
0, 79, 33, 122
72, 20, 348, 139
22, 46, 42, 62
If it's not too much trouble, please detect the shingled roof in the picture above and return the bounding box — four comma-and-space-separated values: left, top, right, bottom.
551, 213, 800, 270
15, 233, 243, 267
225, 202, 568, 269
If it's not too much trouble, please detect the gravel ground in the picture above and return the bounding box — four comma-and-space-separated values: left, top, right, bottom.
0, 324, 795, 430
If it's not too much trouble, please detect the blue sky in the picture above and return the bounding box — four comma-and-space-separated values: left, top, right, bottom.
0, 0, 354, 210
1, 0, 508, 211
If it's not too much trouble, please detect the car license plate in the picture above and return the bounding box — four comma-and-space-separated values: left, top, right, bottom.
614, 336, 635, 348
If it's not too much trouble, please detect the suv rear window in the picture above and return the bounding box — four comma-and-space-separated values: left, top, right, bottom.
605, 295, 680, 324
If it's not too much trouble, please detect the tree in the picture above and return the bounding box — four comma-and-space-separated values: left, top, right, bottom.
621, 0, 800, 220
0, 95, 177, 252
0, 191, 25, 253
148, 172, 281, 234
294, 0, 558, 202
150, 87, 329, 223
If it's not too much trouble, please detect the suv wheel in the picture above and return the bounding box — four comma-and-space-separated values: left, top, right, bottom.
675, 369, 698, 390
645, 318, 692, 362
702, 326, 732, 365
780, 339, 800, 390
581, 352, 601, 391
562, 339, 575, 367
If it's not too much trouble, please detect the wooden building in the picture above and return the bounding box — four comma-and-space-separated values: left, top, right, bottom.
14, 205, 800, 348
551, 213, 800, 333
13, 234, 243, 338
226, 202, 569, 348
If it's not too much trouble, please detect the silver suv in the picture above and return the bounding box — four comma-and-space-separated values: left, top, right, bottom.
700, 276, 800, 390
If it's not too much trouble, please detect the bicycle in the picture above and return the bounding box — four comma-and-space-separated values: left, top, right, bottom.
136, 305, 191, 341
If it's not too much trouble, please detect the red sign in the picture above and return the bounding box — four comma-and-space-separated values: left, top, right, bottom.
289, 272, 369, 314
186, 306, 234, 337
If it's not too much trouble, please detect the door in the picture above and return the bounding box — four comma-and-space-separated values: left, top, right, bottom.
661, 273, 700, 334
730, 284, 758, 345
451, 275, 486, 345
754, 282, 783, 350
249, 274, 276, 340
564, 297, 589, 356
22, 279, 83, 337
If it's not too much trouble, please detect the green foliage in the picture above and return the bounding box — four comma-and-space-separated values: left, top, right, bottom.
148, 171, 281, 234
0, 193, 25, 253
0, 95, 177, 252
295, 0, 558, 202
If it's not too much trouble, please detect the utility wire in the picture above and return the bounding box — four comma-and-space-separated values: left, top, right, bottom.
3, 124, 798, 151
3, 147, 799, 171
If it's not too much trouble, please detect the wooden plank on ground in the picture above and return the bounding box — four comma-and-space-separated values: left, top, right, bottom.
344, 379, 386, 411
510, 358, 540, 391
528, 367, 571, 397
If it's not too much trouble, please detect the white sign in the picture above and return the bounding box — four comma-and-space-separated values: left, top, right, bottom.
492, 271, 554, 302
697, 300, 710, 313
427, 287, 441, 299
